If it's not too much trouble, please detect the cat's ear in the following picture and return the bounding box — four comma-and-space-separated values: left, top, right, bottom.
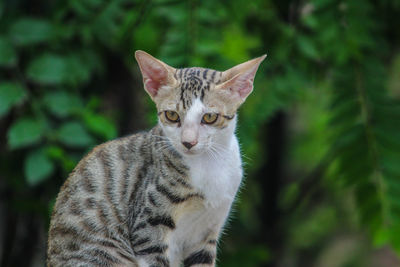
215, 54, 266, 105
135, 50, 177, 99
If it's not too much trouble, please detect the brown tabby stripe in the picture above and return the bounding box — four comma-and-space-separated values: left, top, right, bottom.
183, 250, 214, 267
124, 136, 144, 204
51, 225, 119, 252
117, 251, 137, 264
211, 70, 216, 82
136, 244, 168, 256
127, 166, 147, 225
97, 201, 113, 228
88, 248, 121, 264
130, 234, 140, 243
147, 215, 175, 229
117, 144, 129, 203
131, 222, 147, 233
168, 180, 177, 187
99, 149, 125, 224
80, 166, 97, 193
82, 218, 100, 233
148, 191, 160, 207
163, 155, 188, 177
170, 174, 191, 188
131, 237, 150, 247
69, 200, 82, 216
85, 197, 97, 209
66, 241, 80, 251
67, 255, 106, 266
154, 255, 170, 267
155, 182, 203, 203
203, 69, 208, 79
50, 225, 80, 237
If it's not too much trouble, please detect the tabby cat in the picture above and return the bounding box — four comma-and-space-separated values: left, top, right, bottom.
47, 50, 266, 267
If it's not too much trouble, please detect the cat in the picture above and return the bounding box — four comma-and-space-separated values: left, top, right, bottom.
47, 50, 266, 267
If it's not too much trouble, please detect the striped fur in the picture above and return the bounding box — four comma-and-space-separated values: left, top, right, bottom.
47, 51, 265, 267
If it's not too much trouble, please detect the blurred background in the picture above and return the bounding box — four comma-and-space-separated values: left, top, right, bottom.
1, 0, 400, 266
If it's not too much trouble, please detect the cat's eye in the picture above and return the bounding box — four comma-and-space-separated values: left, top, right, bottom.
165, 110, 180, 123
202, 113, 219, 124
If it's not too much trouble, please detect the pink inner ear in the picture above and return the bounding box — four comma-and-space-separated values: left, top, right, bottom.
225, 74, 254, 99
140, 61, 169, 97
144, 78, 161, 97
237, 79, 252, 98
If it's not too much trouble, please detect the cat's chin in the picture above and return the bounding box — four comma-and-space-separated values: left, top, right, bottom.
180, 149, 203, 157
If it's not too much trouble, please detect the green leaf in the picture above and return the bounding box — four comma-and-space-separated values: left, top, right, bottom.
63, 54, 92, 85
24, 148, 55, 186
7, 117, 44, 149
83, 112, 117, 140
57, 121, 95, 147
43, 91, 83, 118
297, 35, 320, 60
9, 18, 54, 46
27, 52, 98, 86
27, 54, 68, 85
0, 82, 27, 116
0, 36, 17, 66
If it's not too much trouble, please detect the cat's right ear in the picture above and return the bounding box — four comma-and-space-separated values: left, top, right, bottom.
135, 50, 177, 99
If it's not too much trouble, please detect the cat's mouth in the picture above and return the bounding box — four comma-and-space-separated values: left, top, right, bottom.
180, 146, 204, 156
182, 149, 197, 156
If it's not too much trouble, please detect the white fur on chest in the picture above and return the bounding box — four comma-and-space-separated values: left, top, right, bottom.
186, 135, 243, 206
167, 135, 243, 266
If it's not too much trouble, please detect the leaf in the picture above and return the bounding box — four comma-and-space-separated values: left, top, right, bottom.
9, 18, 54, 46
27, 52, 98, 86
297, 35, 320, 60
0, 36, 17, 66
26, 54, 68, 85
43, 91, 83, 118
0, 82, 27, 116
63, 54, 92, 85
24, 148, 55, 186
83, 112, 117, 140
57, 121, 95, 147
7, 117, 44, 149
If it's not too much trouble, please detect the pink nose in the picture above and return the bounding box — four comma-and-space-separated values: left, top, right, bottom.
182, 141, 197, 150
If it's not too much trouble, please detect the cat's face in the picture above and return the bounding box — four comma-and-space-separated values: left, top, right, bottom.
135, 51, 265, 156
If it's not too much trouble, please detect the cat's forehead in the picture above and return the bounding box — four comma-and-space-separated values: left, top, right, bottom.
175, 67, 223, 110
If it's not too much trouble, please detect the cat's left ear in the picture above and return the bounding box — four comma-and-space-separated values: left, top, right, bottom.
135, 50, 177, 100
215, 54, 266, 105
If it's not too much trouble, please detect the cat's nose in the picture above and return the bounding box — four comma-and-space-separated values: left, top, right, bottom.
182, 141, 197, 150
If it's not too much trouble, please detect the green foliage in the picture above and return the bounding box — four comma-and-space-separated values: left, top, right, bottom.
7, 117, 45, 149
27, 54, 71, 85
43, 91, 83, 118
0, 36, 17, 66
0, 82, 26, 116
24, 148, 55, 186
57, 121, 95, 148
9, 18, 55, 46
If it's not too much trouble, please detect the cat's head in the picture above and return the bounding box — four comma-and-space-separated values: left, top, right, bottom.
135, 50, 265, 157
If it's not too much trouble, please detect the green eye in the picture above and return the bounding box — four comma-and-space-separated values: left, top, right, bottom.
202, 113, 219, 124
165, 110, 180, 123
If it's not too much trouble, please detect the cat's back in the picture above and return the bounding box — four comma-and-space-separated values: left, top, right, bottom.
47, 129, 154, 266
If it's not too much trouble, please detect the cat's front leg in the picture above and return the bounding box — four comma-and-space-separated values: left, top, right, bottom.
182, 238, 218, 267
137, 253, 171, 267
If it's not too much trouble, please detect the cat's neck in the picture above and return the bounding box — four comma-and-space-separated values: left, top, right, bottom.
182, 117, 242, 206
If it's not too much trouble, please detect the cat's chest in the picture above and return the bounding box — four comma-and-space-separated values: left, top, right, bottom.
167, 139, 242, 265
185, 137, 243, 206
